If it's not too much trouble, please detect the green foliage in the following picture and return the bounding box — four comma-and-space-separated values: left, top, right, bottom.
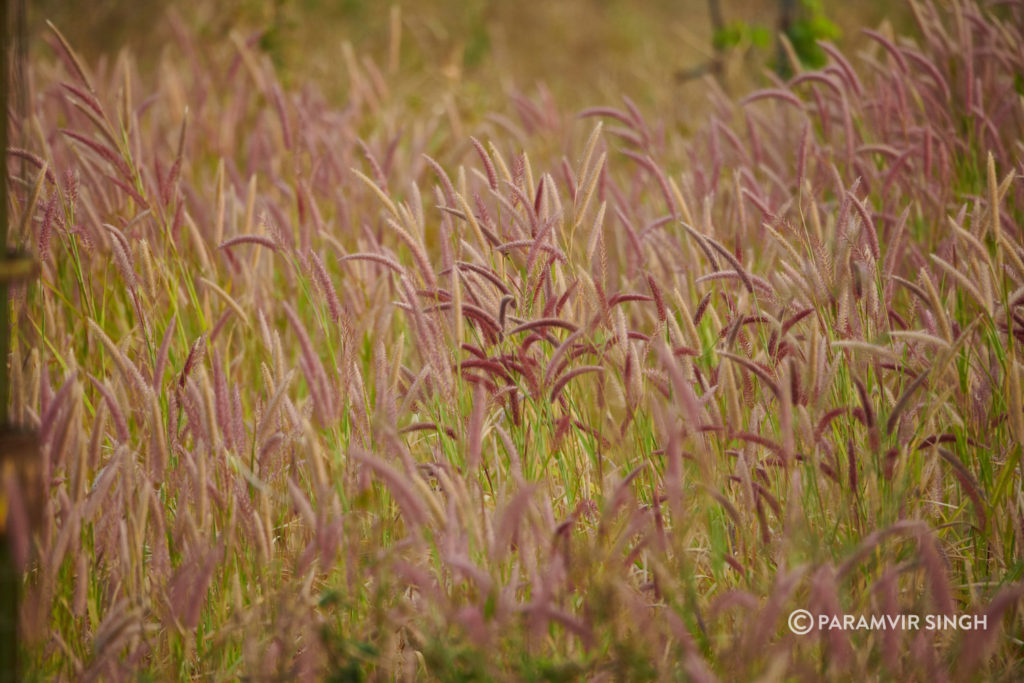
463, 23, 491, 69
713, 20, 772, 52
784, 0, 841, 70
712, 0, 841, 76
421, 638, 492, 681
322, 634, 378, 683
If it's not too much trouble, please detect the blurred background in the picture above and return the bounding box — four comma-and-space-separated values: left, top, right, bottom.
23, 0, 910, 112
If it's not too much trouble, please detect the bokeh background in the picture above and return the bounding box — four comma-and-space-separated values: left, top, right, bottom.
25, 0, 910, 113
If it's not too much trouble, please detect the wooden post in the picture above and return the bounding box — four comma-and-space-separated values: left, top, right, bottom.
0, 0, 16, 670
777, 0, 798, 75
0, 0, 17, 672
1, 1, 38, 679
2, 0, 12, 415
707, 0, 725, 77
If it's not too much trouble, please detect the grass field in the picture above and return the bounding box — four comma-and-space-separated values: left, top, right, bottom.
5, 0, 1024, 679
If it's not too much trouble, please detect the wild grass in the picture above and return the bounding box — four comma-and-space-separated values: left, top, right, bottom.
5, 1, 1024, 679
